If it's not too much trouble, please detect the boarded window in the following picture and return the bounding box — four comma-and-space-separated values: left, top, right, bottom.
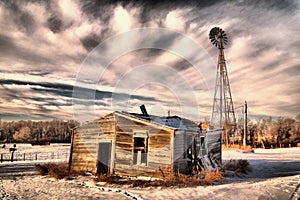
133, 131, 148, 166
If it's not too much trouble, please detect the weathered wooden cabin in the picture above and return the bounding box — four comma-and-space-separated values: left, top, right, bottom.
69, 110, 222, 177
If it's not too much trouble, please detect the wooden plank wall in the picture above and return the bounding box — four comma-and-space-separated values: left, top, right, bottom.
173, 131, 196, 174
114, 114, 174, 177
70, 112, 222, 177
205, 130, 222, 164
70, 114, 115, 173
173, 130, 185, 173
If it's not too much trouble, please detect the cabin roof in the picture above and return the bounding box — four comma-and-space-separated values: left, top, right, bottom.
115, 111, 200, 131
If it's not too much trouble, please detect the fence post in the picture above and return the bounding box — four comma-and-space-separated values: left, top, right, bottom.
1, 154, 2, 163
11, 152, 14, 162
35, 153, 37, 160
24, 153, 26, 161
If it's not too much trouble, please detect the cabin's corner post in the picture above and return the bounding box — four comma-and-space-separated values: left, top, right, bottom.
68, 128, 75, 174
220, 130, 222, 164
170, 130, 175, 174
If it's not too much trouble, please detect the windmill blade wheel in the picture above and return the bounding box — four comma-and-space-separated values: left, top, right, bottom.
209, 27, 228, 48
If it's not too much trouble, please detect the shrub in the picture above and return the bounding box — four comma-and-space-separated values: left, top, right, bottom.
94, 174, 116, 184
48, 162, 69, 179
204, 169, 224, 183
35, 162, 70, 179
221, 159, 252, 176
35, 164, 48, 176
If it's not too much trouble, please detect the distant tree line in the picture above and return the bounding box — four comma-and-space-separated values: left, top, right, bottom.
1, 115, 299, 148
233, 115, 300, 148
0, 120, 79, 143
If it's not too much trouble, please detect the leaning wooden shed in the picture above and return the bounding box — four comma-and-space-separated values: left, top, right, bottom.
69, 111, 222, 177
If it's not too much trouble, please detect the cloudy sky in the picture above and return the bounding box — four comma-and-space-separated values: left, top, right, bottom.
0, 0, 299, 123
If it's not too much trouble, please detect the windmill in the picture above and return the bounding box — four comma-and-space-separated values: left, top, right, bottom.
209, 27, 236, 146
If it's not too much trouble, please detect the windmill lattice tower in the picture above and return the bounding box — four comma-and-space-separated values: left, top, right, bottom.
209, 27, 236, 144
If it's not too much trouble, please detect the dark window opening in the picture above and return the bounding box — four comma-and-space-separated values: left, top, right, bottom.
133, 137, 148, 165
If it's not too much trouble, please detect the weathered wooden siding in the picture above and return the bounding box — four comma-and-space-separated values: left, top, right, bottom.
173, 130, 185, 172
70, 126, 99, 173
173, 131, 196, 173
70, 114, 115, 174
205, 130, 222, 164
69, 112, 219, 177
114, 113, 174, 177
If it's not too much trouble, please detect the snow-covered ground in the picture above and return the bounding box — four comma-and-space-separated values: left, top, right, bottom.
223, 148, 300, 179
0, 146, 299, 200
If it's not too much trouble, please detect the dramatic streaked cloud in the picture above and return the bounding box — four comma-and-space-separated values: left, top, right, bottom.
0, 0, 299, 122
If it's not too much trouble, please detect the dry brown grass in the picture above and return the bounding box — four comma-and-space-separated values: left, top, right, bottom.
35, 162, 72, 179
94, 170, 224, 188
221, 159, 252, 176
94, 174, 116, 184
204, 169, 224, 183
35, 164, 49, 176
36, 160, 250, 186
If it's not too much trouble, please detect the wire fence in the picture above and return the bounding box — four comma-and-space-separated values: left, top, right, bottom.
0, 150, 70, 163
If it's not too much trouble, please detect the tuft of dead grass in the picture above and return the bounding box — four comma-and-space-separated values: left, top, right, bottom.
204, 169, 224, 183
35, 162, 72, 179
35, 164, 49, 176
94, 174, 116, 184
221, 159, 252, 177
